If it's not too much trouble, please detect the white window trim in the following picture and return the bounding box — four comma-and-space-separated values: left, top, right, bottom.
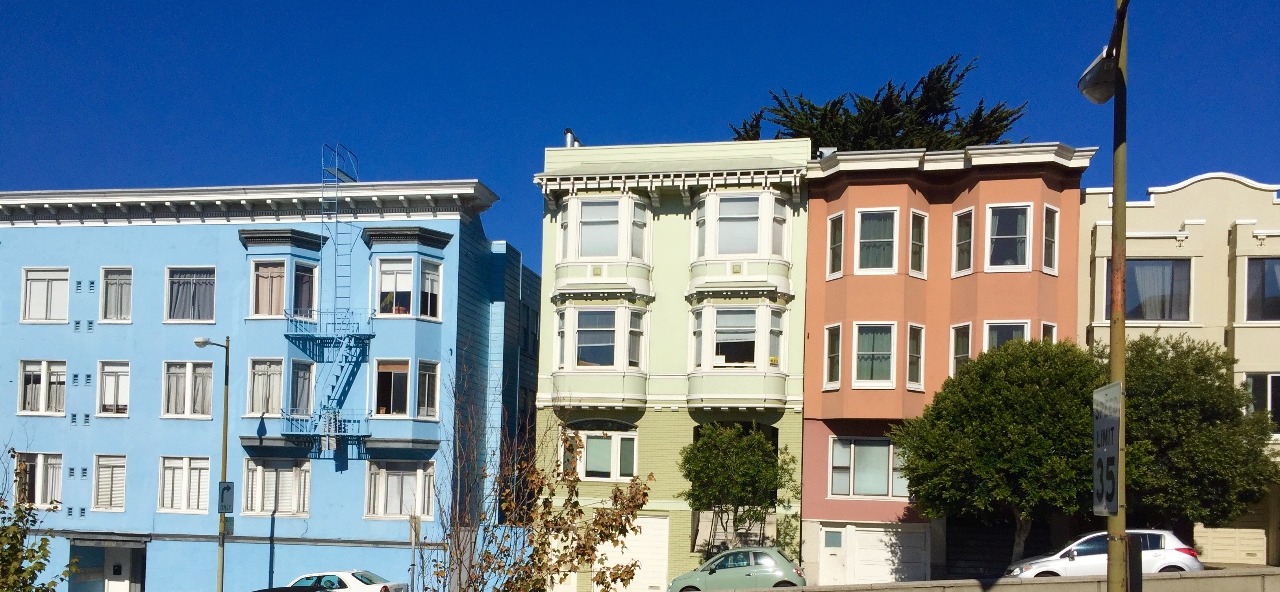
156, 456, 210, 514
98, 266, 133, 324
983, 320, 1031, 352
248, 258, 288, 319
852, 322, 896, 390
908, 210, 928, 279
92, 454, 126, 512
983, 203, 1034, 273
690, 304, 787, 373
374, 257, 414, 318
97, 360, 130, 417
1041, 321, 1058, 343
17, 359, 67, 416
418, 258, 444, 322
287, 359, 315, 417
241, 458, 310, 517
364, 460, 435, 520
291, 261, 319, 321
163, 265, 217, 324
246, 358, 285, 418
827, 436, 910, 499
416, 360, 440, 421
826, 212, 845, 280
822, 323, 842, 391
569, 431, 639, 483
949, 323, 972, 377
854, 207, 899, 275
15, 451, 62, 508
906, 323, 925, 392
372, 358, 413, 417
952, 207, 975, 278
161, 360, 215, 420
20, 267, 70, 324
1042, 204, 1060, 276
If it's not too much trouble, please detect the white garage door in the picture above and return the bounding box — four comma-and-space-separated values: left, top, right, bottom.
820, 523, 929, 584
602, 515, 670, 592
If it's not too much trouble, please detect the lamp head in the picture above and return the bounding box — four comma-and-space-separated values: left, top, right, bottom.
193, 337, 211, 348
1078, 47, 1118, 105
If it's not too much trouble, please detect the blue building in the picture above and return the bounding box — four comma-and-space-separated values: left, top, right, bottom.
0, 166, 539, 591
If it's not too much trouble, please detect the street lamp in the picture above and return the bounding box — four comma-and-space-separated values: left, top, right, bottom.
1079, 2, 1129, 592
195, 336, 230, 592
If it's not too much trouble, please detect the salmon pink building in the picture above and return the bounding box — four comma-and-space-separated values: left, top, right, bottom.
799, 144, 1095, 584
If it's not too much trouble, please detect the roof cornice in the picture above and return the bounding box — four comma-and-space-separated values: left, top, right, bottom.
807, 143, 1097, 179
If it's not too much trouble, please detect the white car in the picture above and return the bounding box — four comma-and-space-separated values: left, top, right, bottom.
1006, 529, 1203, 577
288, 570, 408, 592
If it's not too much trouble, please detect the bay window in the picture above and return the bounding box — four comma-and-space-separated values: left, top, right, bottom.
1247, 258, 1280, 321
1106, 259, 1191, 321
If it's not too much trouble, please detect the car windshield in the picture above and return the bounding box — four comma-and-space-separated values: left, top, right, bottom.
352, 571, 389, 584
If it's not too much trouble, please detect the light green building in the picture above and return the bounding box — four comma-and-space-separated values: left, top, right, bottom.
533, 136, 812, 591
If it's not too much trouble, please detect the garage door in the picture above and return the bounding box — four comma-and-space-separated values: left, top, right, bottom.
601, 515, 670, 592
820, 523, 929, 584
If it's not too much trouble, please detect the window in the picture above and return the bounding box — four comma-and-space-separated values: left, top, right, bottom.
99, 362, 130, 415
93, 455, 126, 511
631, 202, 647, 259
827, 213, 844, 277
243, 458, 310, 515
823, 325, 841, 389
15, 453, 61, 507
376, 361, 409, 416
289, 361, 313, 416
854, 324, 894, 387
377, 259, 412, 315
252, 261, 286, 316
1043, 206, 1059, 272
576, 310, 616, 367
830, 438, 908, 498
417, 361, 438, 419
1247, 258, 1280, 321
628, 311, 643, 368
163, 362, 213, 417
23, 268, 69, 322
909, 212, 927, 276
571, 432, 637, 480
856, 210, 897, 272
101, 268, 132, 322
986, 322, 1028, 351
167, 267, 216, 321
158, 457, 209, 513
954, 209, 973, 274
366, 461, 434, 518
718, 197, 759, 255
951, 324, 971, 375
906, 325, 924, 389
1042, 322, 1057, 343
715, 309, 756, 367
20, 360, 66, 414
1106, 259, 1191, 321
248, 360, 283, 415
987, 205, 1030, 269
1247, 373, 1280, 434
579, 201, 619, 258
420, 260, 441, 320
292, 263, 316, 318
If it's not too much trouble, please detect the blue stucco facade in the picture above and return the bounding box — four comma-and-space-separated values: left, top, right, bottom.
0, 180, 538, 591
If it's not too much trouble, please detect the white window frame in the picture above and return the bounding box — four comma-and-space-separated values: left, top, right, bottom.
164, 265, 217, 323
419, 258, 443, 321
98, 360, 130, 416
983, 320, 1031, 352
852, 322, 896, 389
952, 208, 975, 277
92, 455, 127, 512
157, 456, 210, 514
826, 212, 845, 279
288, 360, 314, 417
14, 452, 62, 508
909, 210, 928, 278
950, 323, 972, 377
18, 360, 66, 416
99, 266, 133, 324
242, 457, 310, 516
822, 324, 842, 390
906, 324, 925, 391
373, 359, 411, 417
416, 360, 439, 420
1042, 204, 1060, 275
1041, 322, 1058, 343
854, 208, 899, 275
984, 203, 1033, 273
249, 258, 288, 318
161, 360, 214, 419
568, 431, 639, 482
247, 358, 285, 417
21, 267, 70, 323
828, 437, 909, 499
364, 460, 435, 519
291, 261, 318, 320
375, 258, 414, 317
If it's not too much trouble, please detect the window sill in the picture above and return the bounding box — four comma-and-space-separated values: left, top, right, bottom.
851, 381, 895, 390
19, 319, 69, 325
164, 415, 214, 421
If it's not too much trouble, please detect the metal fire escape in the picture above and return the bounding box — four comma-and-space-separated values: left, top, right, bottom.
283, 144, 374, 458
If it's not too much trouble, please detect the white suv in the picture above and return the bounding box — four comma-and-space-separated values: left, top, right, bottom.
1006, 529, 1203, 577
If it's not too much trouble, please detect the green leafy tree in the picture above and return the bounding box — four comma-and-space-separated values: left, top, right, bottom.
892, 340, 1106, 561
677, 423, 797, 552
731, 55, 1026, 152
1120, 335, 1280, 533
2, 452, 76, 592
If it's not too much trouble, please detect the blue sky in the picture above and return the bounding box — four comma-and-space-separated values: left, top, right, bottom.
2, 1, 1277, 269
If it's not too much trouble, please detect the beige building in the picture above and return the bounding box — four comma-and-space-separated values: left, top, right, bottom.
1079, 172, 1280, 565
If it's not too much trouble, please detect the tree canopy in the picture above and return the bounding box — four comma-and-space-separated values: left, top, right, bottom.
731, 55, 1026, 152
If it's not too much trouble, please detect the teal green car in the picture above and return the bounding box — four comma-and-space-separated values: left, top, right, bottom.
667, 547, 806, 591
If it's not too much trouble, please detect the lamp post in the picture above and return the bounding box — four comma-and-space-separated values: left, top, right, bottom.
1079, 2, 1129, 592
195, 336, 230, 592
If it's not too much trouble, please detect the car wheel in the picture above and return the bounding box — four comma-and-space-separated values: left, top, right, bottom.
1034, 572, 1060, 577
1159, 566, 1184, 573
773, 582, 797, 587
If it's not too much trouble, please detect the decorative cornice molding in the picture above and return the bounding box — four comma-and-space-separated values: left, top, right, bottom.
362, 226, 454, 249
238, 228, 327, 251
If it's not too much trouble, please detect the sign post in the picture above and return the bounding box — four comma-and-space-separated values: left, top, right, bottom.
1093, 383, 1121, 516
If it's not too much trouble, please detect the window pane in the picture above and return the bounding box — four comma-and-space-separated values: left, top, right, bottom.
853, 440, 890, 496
1247, 258, 1280, 321
584, 436, 612, 478
859, 212, 895, 269
988, 207, 1028, 267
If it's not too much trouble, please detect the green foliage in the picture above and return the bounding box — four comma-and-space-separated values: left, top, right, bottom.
1120, 335, 1280, 528
731, 55, 1025, 152
677, 424, 796, 549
